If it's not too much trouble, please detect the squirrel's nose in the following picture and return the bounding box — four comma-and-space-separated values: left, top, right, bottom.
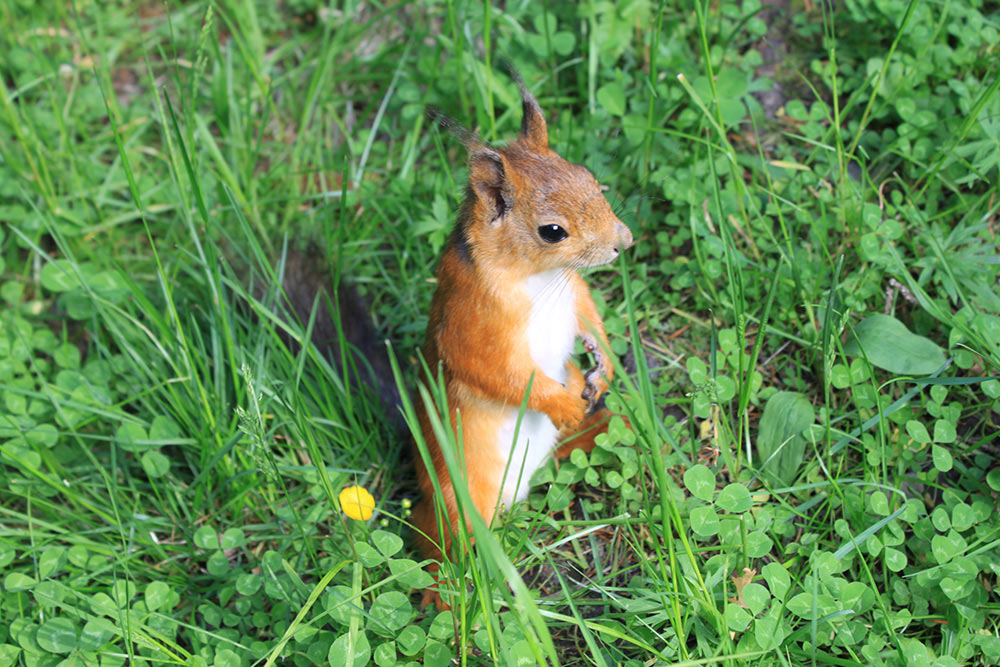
615, 220, 634, 249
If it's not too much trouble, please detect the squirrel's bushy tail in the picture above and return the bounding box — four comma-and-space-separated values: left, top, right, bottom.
268, 249, 404, 431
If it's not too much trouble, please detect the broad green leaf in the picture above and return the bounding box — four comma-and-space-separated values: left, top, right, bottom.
369, 592, 412, 636
428, 611, 453, 639
423, 639, 452, 667
844, 314, 946, 375
373, 641, 396, 667
355, 543, 384, 568
214, 649, 240, 667
787, 592, 838, 619
193, 525, 218, 550
933, 420, 956, 443
756, 391, 814, 486
4, 572, 36, 592
145, 581, 170, 611
596, 81, 625, 117
396, 625, 425, 656
141, 450, 170, 478
724, 602, 752, 632
742, 583, 770, 615
114, 422, 148, 452
235, 573, 262, 596
690, 505, 720, 537
951, 503, 974, 531
79, 618, 115, 652
387, 559, 434, 589
220, 528, 245, 549
36, 617, 79, 654
40, 260, 84, 292
683, 464, 716, 501
746, 531, 773, 558
372, 530, 403, 558
715, 483, 752, 513
762, 563, 790, 600
905, 420, 930, 444
884, 547, 907, 572
932, 445, 953, 472
328, 631, 370, 667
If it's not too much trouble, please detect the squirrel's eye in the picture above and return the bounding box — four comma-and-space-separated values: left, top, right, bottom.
537, 224, 568, 243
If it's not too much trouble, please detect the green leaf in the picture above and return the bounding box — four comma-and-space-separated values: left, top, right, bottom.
35, 617, 79, 654
951, 503, 974, 531
683, 464, 716, 501
989, 470, 1000, 492
931, 531, 967, 564
193, 525, 218, 550
905, 420, 930, 444
742, 583, 770, 615
4, 572, 36, 592
428, 611, 453, 639
715, 483, 752, 513
38, 547, 64, 578
933, 420, 956, 443
355, 543, 384, 568
236, 573, 262, 596
373, 641, 397, 667
545, 483, 573, 510
596, 81, 625, 117
207, 551, 229, 576
725, 603, 752, 632
369, 592, 412, 636
214, 649, 240, 667
114, 422, 148, 452
787, 592, 838, 619
79, 618, 115, 652
328, 631, 370, 667
145, 581, 170, 612
756, 391, 814, 486
745, 531, 773, 558
762, 563, 790, 600
844, 314, 946, 375
372, 530, 403, 558
690, 505, 720, 537
141, 450, 170, 478
220, 528, 245, 549
716, 68, 748, 99
884, 547, 907, 572
931, 445, 953, 472
423, 639, 452, 667
40, 260, 84, 292
396, 625, 425, 656
387, 559, 433, 589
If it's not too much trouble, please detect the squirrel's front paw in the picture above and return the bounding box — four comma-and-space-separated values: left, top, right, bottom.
581, 368, 608, 412
548, 392, 587, 430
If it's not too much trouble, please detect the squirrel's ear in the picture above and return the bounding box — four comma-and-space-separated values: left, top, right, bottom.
517, 79, 548, 151
468, 148, 508, 225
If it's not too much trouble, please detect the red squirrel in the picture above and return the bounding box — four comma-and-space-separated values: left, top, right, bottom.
412, 79, 633, 595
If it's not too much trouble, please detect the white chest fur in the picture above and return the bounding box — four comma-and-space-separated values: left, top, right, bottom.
496, 269, 578, 506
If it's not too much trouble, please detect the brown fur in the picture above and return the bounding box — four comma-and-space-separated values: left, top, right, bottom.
414, 83, 632, 606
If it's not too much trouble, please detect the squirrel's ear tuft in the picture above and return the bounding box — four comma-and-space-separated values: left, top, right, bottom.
426, 107, 488, 151
468, 148, 508, 225
511, 70, 548, 151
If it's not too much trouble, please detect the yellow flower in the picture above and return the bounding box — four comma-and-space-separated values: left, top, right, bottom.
339, 486, 375, 521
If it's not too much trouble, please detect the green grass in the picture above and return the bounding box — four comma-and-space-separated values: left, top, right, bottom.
1, 0, 999, 665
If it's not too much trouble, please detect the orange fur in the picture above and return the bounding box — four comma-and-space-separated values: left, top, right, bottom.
413, 81, 632, 606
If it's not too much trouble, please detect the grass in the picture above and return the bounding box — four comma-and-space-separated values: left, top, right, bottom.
1, 0, 999, 665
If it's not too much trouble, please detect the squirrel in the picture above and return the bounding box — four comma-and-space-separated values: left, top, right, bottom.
264, 76, 632, 608
411, 78, 633, 605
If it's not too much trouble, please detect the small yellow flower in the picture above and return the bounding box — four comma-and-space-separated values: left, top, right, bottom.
339, 485, 375, 521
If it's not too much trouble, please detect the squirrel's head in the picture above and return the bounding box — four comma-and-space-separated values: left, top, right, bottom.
441, 80, 633, 275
